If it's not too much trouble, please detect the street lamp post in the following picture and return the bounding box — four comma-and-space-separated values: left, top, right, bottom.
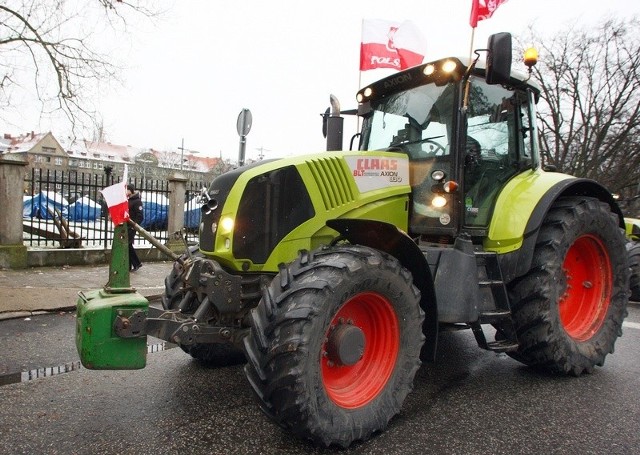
179, 138, 185, 170
177, 138, 200, 171
256, 146, 270, 160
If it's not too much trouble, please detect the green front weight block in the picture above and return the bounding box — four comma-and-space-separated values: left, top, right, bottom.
75, 223, 148, 370
76, 289, 149, 370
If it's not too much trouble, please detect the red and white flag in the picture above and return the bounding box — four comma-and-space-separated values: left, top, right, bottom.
360, 19, 427, 71
470, 0, 509, 28
100, 168, 129, 226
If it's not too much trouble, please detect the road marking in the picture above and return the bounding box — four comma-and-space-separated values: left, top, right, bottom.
623, 321, 640, 330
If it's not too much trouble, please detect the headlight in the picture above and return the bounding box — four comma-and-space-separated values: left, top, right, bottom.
432, 195, 447, 208
220, 217, 234, 232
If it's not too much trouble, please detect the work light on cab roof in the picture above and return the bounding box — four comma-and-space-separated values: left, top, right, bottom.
356, 58, 465, 103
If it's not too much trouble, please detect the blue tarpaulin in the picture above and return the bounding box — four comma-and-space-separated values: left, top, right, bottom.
69, 196, 101, 222
22, 191, 69, 219
184, 198, 201, 229
141, 192, 168, 230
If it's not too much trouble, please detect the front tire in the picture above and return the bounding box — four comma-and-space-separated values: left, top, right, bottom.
507, 196, 629, 376
243, 245, 424, 447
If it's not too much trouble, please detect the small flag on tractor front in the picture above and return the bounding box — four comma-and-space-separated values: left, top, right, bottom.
101, 180, 129, 226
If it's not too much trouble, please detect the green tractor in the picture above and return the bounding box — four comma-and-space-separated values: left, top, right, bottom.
76, 33, 630, 447
625, 217, 640, 301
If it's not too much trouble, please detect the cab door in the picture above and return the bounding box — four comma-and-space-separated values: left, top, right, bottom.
462, 79, 534, 232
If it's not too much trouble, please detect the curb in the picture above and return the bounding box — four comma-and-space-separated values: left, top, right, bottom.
0, 308, 76, 322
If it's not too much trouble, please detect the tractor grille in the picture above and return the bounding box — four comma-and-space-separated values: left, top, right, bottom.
306, 157, 355, 210
234, 166, 314, 264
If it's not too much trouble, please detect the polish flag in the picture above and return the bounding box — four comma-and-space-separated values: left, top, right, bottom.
100, 172, 129, 226
360, 19, 427, 71
470, 0, 509, 28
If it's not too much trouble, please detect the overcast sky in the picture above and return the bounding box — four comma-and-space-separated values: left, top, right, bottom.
3, 0, 640, 163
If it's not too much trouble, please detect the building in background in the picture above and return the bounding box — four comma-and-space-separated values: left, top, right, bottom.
0, 132, 68, 172
0, 131, 233, 193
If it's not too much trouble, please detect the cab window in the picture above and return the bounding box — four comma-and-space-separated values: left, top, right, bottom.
463, 79, 527, 227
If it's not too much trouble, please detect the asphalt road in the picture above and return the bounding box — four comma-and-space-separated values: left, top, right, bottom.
0, 304, 639, 454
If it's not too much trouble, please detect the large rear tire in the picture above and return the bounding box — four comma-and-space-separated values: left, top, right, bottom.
163, 253, 245, 366
627, 241, 640, 301
243, 245, 424, 447
507, 196, 629, 376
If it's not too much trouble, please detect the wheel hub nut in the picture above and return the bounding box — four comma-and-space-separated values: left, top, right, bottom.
326, 324, 365, 366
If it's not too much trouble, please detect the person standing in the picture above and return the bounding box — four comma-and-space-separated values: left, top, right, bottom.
126, 183, 144, 272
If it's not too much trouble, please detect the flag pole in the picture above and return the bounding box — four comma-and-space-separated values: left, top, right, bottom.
468, 25, 475, 64
357, 18, 364, 134
463, 25, 476, 110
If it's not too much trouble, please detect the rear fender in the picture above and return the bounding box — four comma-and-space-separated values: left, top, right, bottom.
487, 170, 624, 282
326, 218, 438, 361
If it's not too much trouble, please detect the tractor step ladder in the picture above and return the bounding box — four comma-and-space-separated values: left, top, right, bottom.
470, 251, 519, 353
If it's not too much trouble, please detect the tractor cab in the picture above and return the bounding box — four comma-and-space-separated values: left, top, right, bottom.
356, 38, 540, 243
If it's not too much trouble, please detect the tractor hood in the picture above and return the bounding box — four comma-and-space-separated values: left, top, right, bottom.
199, 151, 412, 272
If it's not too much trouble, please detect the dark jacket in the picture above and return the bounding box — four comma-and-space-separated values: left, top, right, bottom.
128, 192, 144, 225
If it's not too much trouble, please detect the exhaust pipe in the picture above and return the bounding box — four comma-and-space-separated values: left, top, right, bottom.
323, 94, 344, 151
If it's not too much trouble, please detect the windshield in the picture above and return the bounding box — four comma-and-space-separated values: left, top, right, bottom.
360, 82, 456, 159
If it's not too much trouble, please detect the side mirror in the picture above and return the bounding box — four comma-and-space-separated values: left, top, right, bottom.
486, 32, 512, 85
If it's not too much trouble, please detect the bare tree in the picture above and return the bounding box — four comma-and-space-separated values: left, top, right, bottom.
156, 149, 182, 170
92, 118, 107, 143
520, 17, 640, 215
0, 0, 162, 136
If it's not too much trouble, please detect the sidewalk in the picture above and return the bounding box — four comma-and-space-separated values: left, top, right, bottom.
0, 261, 175, 320
2, 261, 637, 322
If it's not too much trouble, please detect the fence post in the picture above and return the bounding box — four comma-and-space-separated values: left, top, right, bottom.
0, 158, 29, 268
167, 172, 188, 254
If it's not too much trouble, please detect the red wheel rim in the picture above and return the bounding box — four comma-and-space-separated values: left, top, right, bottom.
559, 234, 612, 341
321, 292, 399, 409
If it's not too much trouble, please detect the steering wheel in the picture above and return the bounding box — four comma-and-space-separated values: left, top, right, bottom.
383, 145, 408, 153
382, 139, 446, 158
421, 139, 446, 156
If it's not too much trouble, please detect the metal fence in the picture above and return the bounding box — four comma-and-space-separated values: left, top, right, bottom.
22, 168, 206, 249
